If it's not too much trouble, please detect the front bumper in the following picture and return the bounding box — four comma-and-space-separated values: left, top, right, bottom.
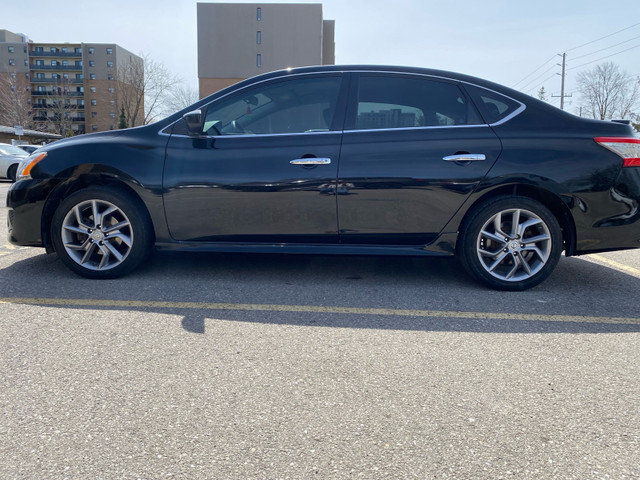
6, 179, 55, 247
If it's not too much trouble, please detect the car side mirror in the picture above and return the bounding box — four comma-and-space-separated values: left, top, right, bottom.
183, 110, 203, 136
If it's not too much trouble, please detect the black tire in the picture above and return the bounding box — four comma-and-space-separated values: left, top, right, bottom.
458, 196, 563, 291
51, 186, 153, 279
7, 164, 18, 182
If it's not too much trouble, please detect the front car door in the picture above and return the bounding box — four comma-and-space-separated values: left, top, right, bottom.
162, 73, 347, 243
337, 72, 504, 246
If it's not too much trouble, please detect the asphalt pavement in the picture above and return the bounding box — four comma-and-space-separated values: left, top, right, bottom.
1, 180, 639, 480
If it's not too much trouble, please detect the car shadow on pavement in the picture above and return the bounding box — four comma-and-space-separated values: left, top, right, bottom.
1, 250, 639, 335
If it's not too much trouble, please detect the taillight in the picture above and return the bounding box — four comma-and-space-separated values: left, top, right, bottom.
594, 137, 640, 167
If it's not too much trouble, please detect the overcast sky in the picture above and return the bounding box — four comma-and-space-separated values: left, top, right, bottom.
3, 0, 639, 112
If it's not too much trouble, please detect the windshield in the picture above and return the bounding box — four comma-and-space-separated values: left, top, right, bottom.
0, 145, 29, 157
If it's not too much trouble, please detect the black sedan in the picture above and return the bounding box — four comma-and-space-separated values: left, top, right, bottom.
7, 65, 640, 290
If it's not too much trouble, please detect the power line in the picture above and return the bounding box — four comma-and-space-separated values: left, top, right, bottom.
513, 55, 557, 87
565, 22, 640, 52
567, 43, 640, 71
519, 63, 558, 91
526, 73, 558, 96
572, 34, 640, 61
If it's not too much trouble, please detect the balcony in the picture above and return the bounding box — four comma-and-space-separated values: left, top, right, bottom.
31, 90, 83, 96
29, 51, 82, 57
31, 78, 84, 84
30, 64, 83, 71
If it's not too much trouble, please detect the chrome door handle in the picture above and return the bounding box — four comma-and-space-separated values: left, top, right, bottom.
290, 158, 332, 165
443, 154, 486, 162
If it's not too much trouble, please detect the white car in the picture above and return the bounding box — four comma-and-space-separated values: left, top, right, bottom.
0, 143, 29, 181
17, 144, 40, 154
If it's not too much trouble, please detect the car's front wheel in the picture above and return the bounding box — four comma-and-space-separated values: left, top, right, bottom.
51, 186, 152, 279
459, 196, 563, 291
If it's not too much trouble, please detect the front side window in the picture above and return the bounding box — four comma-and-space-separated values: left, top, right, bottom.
201, 75, 342, 136
350, 75, 481, 130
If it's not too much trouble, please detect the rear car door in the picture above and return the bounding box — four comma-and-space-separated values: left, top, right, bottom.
337, 73, 503, 245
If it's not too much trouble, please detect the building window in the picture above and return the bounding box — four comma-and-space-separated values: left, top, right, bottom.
61, 47, 67, 53
90, 73, 96, 80
90, 87, 96, 93
257, 54, 261, 67
63, 73, 69, 79
109, 100, 115, 105
91, 99, 97, 106
24, 59, 28, 66
51, 60, 58, 66
89, 60, 95, 67
75, 60, 82, 67
25, 73, 29, 79
50, 47, 57, 53
108, 87, 115, 93
75, 47, 82, 54
257, 31, 261, 44
35, 46, 43, 53
62, 60, 68, 66
91, 112, 97, 118
9, 58, 15, 66
257, 7, 261, 20
9, 72, 15, 79
107, 61, 114, 68
106, 47, 113, 54
35, 59, 44, 66
76, 74, 83, 80
89, 47, 94, 54
8, 46, 14, 53
92, 125, 98, 131
108, 74, 114, 80
109, 112, 116, 118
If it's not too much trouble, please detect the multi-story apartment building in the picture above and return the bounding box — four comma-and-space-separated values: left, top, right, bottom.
197, 3, 335, 97
0, 29, 143, 135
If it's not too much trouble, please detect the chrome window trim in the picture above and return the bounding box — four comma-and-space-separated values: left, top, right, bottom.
157, 69, 527, 138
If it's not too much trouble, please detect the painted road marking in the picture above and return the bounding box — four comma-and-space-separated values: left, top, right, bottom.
1, 296, 639, 325
583, 254, 640, 280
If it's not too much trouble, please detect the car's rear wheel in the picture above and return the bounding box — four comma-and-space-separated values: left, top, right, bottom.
51, 186, 152, 279
459, 196, 563, 291
7, 164, 18, 182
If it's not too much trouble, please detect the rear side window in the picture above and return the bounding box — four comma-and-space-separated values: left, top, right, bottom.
464, 84, 522, 124
349, 75, 482, 130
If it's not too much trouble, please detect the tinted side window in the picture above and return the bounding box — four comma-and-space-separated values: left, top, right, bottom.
464, 84, 522, 124
202, 76, 342, 136
350, 75, 481, 130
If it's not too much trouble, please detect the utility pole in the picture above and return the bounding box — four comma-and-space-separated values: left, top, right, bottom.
552, 53, 572, 110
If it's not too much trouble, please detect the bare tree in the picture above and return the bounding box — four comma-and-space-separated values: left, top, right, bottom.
117, 53, 180, 126
161, 83, 199, 117
577, 62, 639, 121
0, 68, 34, 129
33, 78, 81, 137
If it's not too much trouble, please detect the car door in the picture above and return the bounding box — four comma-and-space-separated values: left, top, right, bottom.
336, 73, 503, 245
162, 73, 347, 243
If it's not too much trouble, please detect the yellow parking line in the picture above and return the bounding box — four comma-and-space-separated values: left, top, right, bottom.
583, 254, 640, 279
0, 296, 639, 325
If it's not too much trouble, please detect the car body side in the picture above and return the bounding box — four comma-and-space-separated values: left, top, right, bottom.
7, 66, 638, 259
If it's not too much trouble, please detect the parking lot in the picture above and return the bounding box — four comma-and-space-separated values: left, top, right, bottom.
1, 179, 639, 479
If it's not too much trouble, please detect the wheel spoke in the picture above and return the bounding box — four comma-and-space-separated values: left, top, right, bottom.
74, 206, 93, 230
80, 242, 98, 265
510, 209, 521, 237
487, 251, 510, 272
480, 229, 507, 245
103, 220, 130, 235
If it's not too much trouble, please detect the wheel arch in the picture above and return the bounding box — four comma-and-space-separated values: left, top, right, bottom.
41, 173, 155, 251
457, 184, 577, 256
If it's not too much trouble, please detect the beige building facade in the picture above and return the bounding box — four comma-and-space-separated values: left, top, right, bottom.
197, 3, 335, 98
0, 29, 142, 136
